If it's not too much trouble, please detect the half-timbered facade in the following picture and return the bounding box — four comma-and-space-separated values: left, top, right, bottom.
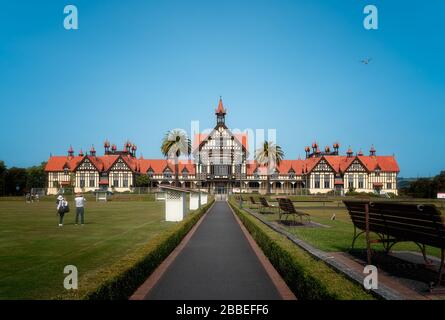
45, 98, 400, 195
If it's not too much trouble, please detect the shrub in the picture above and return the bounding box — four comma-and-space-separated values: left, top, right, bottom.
60, 199, 214, 300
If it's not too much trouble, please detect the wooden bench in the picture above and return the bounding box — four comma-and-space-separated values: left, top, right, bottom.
258, 197, 279, 214
343, 200, 445, 285
249, 196, 259, 209
277, 198, 311, 223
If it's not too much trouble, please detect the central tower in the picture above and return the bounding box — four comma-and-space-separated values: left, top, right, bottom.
215, 97, 226, 127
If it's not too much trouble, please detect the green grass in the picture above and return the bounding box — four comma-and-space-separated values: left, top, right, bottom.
0, 199, 179, 299
248, 201, 444, 258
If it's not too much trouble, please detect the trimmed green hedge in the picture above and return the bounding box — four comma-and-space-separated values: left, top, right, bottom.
228, 199, 375, 300
61, 199, 214, 300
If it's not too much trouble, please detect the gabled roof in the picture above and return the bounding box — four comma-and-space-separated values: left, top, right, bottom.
193, 131, 248, 153
45, 156, 83, 172
359, 156, 400, 172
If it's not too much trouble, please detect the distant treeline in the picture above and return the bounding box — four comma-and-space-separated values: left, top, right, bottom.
0, 161, 46, 196
400, 171, 445, 199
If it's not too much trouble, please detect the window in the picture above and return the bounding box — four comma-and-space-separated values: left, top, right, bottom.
64, 168, 69, 176
53, 181, 59, 188
387, 183, 392, 190
113, 179, 119, 188
213, 165, 228, 176
375, 169, 381, 177
123, 174, 128, 188
147, 169, 154, 178
80, 173, 85, 188
314, 174, 320, 189
324, 174, 330, 188
348, 176, 354, 189
182, 171, 188, 179
358, 175, 364, 189
271, 170, 279, 180
164, 170, 172, 179
89, 174, 95, 188
289, 171, 295, 179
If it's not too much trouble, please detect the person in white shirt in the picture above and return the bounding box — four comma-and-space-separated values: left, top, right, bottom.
74, 193, 86, 225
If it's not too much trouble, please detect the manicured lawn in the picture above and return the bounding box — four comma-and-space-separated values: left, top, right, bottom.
247, 200, 445, 258
0, 199, 178, 299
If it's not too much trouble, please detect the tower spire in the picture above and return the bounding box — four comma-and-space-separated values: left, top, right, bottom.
215, 97, 226, 127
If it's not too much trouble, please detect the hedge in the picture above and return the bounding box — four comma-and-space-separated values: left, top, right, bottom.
228, 199, 375, 300
60, 199, 214, 300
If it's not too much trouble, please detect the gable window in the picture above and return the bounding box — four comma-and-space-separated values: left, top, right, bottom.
113, 176, 119, 188
164, 170, 172, 179
147, 169, 154, 178
314, 174, 320, 189
270, 170, 279, 180
64, 167, 69, 175
324, 174, 330, 188
386, 183, 392, 189
375, 169, 381, 177
182, 170, 188, 179
288, 171, 295, 179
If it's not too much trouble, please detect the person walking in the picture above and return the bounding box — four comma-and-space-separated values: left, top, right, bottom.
56, 195, 69, 227
74, 193, 86, 225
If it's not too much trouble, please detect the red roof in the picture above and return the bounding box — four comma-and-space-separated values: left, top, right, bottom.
215, 98, 226, 114
45, 156, 83, 172
45, 154, 399, 175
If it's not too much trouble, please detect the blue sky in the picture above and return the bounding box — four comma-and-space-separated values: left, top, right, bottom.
0, 0, 444, 177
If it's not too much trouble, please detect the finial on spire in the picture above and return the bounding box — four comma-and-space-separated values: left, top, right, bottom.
216, 97, 226, 114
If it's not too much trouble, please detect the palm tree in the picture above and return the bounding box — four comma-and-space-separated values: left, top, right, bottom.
161, 129, 191, 187
255, 141, 285, 194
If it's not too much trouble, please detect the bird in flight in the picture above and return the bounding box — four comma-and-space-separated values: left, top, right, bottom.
360, 58, 372, 65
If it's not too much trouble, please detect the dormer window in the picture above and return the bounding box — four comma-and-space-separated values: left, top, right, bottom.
288, 169, 295, 179
182, 169, 189, 179
147, 169, 154, 178
64, 167, 69, 175
375, 168, 381, 177
271, 170, 279, 180
164, 169, 172, 179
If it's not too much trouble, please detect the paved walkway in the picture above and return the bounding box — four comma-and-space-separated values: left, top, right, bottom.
142, 201, 283, 300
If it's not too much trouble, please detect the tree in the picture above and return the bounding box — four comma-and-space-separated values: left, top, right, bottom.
26, 162, 47, 190
5, 167, 28, 195
255, 141, 285, 194
0, 161, 6, 196
161, 129, 191, 187
135, 174, 150, 187
404, 171, 445, 198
